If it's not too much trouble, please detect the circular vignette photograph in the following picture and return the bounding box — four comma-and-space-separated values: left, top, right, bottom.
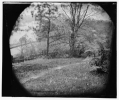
3, 2, 116, 98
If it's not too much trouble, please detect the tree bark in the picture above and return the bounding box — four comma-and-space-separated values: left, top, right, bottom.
70, 31, 75, 57
46, 19, 50, 57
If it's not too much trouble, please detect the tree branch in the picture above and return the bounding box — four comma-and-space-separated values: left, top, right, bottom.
76, 3, 82, 25
61, 5, 72, 23
77, 5, 89, 30
85, 11, 100, 19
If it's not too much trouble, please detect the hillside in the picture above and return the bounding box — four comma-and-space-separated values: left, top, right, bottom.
13, 57, 107, 96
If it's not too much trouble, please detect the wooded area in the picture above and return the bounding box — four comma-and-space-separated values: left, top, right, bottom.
11, 2, 113, 73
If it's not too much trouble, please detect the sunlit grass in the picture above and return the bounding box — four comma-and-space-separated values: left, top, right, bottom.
13, 57, 107, 96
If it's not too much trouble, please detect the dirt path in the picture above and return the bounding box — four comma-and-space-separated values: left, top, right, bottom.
21, 57, 92, 84
21, 62, 81, 83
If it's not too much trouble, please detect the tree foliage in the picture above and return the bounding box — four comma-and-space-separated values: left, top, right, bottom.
33, 3, 58, 57
61, 3, 90, 57
31, 3, 113, 59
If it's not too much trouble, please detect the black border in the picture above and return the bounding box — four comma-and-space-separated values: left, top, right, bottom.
2, 2, 117, 97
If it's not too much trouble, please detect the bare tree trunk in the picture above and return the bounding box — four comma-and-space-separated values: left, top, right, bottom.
46, 19, 50, 57
70, 32, 75, 57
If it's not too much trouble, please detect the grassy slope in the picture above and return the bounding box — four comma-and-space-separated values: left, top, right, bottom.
13, 57, 107, 96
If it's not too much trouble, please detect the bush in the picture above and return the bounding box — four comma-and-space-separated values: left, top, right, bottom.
101, 60, 110, 72
89, 50, 110, 73
49, 52, 58, 58
74, 44, 85, 58
14, 55, 24, 63
41, 49, 47, 56
90, 57, 102, 67
48, 48, 63, 58
63, 50, 70, 57
81, 51, 95, 58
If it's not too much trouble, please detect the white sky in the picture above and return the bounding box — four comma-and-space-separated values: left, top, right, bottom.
10, 3, 111, 45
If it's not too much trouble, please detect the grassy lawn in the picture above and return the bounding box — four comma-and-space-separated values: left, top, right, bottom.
13, 57, 107, 96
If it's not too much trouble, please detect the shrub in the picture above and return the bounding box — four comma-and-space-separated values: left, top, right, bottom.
41, 49, 47, 56
90, 57, 102, 67
101, 60, 109, 72
83, 51, 94, 58
49, 52, 58, 58
74, 44, 86, 58
49, 48, 62, 58
89, 49, 110, 73
13, 55, 24, 63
